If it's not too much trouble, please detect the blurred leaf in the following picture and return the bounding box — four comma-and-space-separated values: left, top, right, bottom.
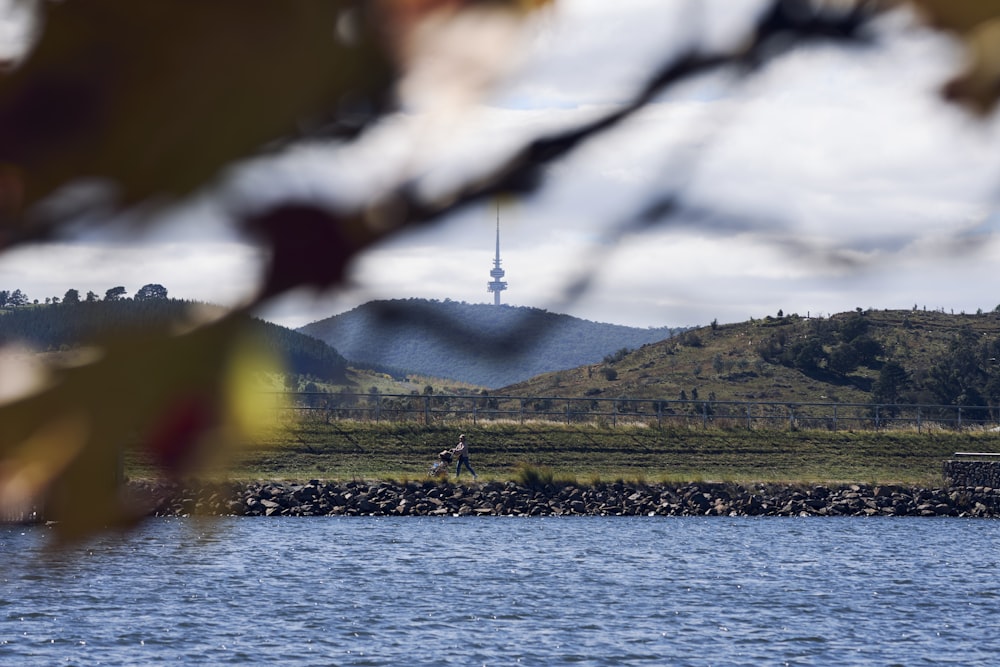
384, 0, 552, 111
906, 1, 1000, 113
905, 1, 1000, 32
0, 0, 552, 545
0, 0, 395, 235
245, 204, 377, 299
0, 411, 87, 518
941, 18, 1000, 114
0, 314, 283, 542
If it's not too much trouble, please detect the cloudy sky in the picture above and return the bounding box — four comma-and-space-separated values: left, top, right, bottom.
4, 0, 1000, 330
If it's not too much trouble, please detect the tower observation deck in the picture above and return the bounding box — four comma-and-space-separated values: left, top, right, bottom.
486, 213, 507, 305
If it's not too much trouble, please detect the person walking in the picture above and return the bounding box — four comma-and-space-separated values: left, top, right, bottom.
453, 434, 477, 480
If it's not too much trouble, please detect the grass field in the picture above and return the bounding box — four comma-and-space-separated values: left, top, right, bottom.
126, 419, 1000, 487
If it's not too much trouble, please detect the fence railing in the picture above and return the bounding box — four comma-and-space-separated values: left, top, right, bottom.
272, 392, 1000, 433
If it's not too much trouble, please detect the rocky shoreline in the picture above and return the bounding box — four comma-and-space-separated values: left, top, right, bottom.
132, 479, 1000, 519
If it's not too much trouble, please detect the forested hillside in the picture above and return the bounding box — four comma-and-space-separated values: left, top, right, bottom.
0, 297, 348, 383
501, 308, 1000, 418
298, 298, 677, 388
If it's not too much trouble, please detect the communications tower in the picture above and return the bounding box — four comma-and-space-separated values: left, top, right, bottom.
486, 210, 507, 305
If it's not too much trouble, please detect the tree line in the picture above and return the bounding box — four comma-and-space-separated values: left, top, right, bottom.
753, 311, 1000, 420
0, 291, 348, 384
0, 283, 168, 308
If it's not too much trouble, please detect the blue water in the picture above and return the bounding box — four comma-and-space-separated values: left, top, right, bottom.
2, 517, 1000, 666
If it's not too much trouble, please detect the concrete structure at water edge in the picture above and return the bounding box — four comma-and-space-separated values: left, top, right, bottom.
943, 452, 1000, 488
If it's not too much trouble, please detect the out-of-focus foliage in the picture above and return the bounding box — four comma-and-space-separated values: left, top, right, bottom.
0, 315, 282, 542
0, 0, 998, 542
0, 0, 395, 236
0, 0, 546, 542
905, 0, 1000, 112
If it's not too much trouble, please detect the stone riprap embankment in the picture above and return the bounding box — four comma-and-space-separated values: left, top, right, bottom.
943, 459, 1000, 488
132, 480, 1000, 519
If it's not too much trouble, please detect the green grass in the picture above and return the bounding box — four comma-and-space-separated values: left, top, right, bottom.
125, 419, 995, 487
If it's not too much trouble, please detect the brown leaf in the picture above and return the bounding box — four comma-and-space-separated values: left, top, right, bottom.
905, 1, 1000, 33
245, 204, 378, 300
904, 1, 1000, 113
941, 18, 1000, 114
0, 0, 396, 235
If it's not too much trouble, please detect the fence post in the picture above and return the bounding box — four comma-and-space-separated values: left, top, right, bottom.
565, 401, 570, 425
788, 405, 795, 430
657, 401, 662, 430
473, 403, 478, 426
746, 403, 752, 430
375, 395, 381, 424
613, 402, 617, 427
957, 406, 962, 429
874, 405, 880, 430
832, 404, 838, 431
917, 406, 922, 434
702, 402, 708, 428
424, 396, 430, 425
520, 398, 525, 425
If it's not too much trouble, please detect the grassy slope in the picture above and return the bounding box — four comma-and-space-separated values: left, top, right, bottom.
498, 309, 1000, 404
128, 421, 991, 487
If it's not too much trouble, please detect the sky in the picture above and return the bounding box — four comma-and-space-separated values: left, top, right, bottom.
4, 1, 1000, 330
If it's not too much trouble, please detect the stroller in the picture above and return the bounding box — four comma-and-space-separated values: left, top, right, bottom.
428, 449, 453, 478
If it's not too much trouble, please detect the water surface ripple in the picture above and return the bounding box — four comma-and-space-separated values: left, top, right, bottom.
2, 517, 999, 665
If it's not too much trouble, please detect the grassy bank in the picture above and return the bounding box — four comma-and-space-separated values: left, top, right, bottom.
126, 421, 999, 487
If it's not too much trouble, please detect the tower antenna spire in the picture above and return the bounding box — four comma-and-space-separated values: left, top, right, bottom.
487, 203, 508, 305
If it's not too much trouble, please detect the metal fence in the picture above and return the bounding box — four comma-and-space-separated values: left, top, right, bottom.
274, 392, 1000, 433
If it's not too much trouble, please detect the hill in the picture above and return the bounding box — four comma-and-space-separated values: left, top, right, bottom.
0, 298, 349, 384
297, 298, 678, 388
499, 308, 1000, 416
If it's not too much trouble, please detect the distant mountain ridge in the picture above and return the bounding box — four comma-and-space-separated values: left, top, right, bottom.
297, 298, 677, 388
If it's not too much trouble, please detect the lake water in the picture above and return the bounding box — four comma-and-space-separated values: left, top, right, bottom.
2, 516, 1000, 666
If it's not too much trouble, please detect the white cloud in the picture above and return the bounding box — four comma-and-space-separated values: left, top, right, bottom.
499, 0, 771, 108
682, 22, 1000, 247
0, 239, 262, 305
0, 0, 36, 64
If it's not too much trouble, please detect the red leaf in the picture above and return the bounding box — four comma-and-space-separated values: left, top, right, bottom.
146, 395, 214, 475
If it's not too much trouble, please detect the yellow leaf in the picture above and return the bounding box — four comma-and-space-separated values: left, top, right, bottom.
0, 312, 286, 542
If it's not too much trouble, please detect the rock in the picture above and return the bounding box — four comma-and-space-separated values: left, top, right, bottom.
687, 492, 711, 511
131, 479, 1000, 519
